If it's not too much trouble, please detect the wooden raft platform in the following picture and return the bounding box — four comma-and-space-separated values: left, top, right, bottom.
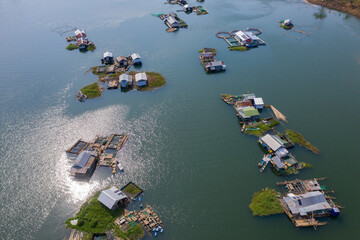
66, 139, 89, 155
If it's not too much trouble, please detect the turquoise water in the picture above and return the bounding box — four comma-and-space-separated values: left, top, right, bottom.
1, 0, 360, 239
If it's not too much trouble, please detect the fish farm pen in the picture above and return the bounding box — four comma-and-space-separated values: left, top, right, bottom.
216, 28, 265, 50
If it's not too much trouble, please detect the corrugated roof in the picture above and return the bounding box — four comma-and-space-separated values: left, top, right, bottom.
254, 97, 264, 105
119, 74, 132, 82
98, 187, 128, 209
241, 107, 259, 117
131, 53, 141, 60
135, 72, 147, 82
284, 191, 331, 215
260, 134, 283, 151
272, 156, 285, 169
74, 151, 93, 168
104, 51, 113, 58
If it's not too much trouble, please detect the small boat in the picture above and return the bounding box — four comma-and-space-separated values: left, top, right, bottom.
117, 164, 124, 172
154, 232, 158, 237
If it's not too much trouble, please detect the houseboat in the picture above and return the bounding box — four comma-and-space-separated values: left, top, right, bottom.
119, 74, 133, 88
102, 51, 114, 65
234, 30, 265, 48
130, 53, 142, 65
70, 151, 98, 178
74, 29, 90, 50
135, 72, 148, 87
204, 61, 226, 72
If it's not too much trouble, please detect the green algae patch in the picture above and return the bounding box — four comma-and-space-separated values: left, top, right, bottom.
285, 129, 319, 154
249, 188, 283, 216
80, 82, 102, 99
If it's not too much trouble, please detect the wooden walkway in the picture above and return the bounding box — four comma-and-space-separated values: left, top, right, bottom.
270, 105, 288, 122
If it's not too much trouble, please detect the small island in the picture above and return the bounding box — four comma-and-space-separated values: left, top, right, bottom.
77, 51, 166, 101
66, 183, 164, 239
66, 29, 96, 52
285, 129, 319, 154
249, 188, 283, 216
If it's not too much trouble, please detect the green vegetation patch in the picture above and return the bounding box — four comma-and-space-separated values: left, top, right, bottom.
198, 48, 217, 53
285, 129, 319, 154
280, 24, 293, 30
114, 222, 144, 240
66, 43, 79, 50
229, 46, 248, 51
80, 82, 102, 99
87, 44, 96, 51
244, 119, 280, 136
65, 193, 123, 234
249, 188, 283, 216
122, 182, 142, 196
129, 71, 166, 91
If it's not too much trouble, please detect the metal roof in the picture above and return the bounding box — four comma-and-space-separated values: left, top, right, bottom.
131, 53, 141, 60
135, 72, 147, 82
272, 156, 285, 169
254, 97, 264, 105
275, 147, 288, 158
283, 191, 331, 215
104, 51, 113, 58
241, 107, 259, 117
119, 74, 132, 82
98, 187, 128, 210
260, 134, 283, 151
74, 151, 94, 168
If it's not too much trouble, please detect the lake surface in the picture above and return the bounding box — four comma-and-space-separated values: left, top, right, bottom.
1, 0, 360, 239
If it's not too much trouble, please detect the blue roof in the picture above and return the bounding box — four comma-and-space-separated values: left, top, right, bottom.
75, 151, 93, 168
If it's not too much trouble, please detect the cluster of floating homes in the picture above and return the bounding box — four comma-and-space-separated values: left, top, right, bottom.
159, 12, 188, 32
277, 178, 341, 228
66, 134, 128, 178
66, 29, 95, 51
199, 48, 226, 73
222, 93, 311, 175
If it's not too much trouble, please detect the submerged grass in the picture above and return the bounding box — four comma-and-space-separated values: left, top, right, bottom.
80, 82, 102, 99
129, 71, 166, 91
87, 44, 96, 51
249, 188, 283, 216
285, 129, 319, 154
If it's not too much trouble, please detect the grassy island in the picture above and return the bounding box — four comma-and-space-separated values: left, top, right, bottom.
128, 71, 166, 91
249, 188, 283, 216
66, 192, 144, 240
198, 48, 217, 53
66, 43, 79, 50
285, 129, 319, 154
229, 46, 248, 51
280, 24, 293, 30
80, 82, 102, 99
308, 0, 360, 18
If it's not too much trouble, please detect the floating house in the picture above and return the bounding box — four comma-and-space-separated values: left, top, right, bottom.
74, 29, 89, 50
70, 151, 98, 178
259, 134, 286, 153
102, 51, 114, 65
183, 4, 192, 12
115, 56, 128, 67
234, 30, 262, 48
254, 97, 264, 109
271, 156, 286, 171
282, 191, 339, 217
164, 16, 180, 28
234, 99, 253, 108
205, 61, 226, 72
236, 106, 259, 120
130, 53, 142, 64
135, 72, 148, 87
98, 186, 129, 210
200, 52, 215, 62
119, 74, 133, 88
283, 19, 293, 27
